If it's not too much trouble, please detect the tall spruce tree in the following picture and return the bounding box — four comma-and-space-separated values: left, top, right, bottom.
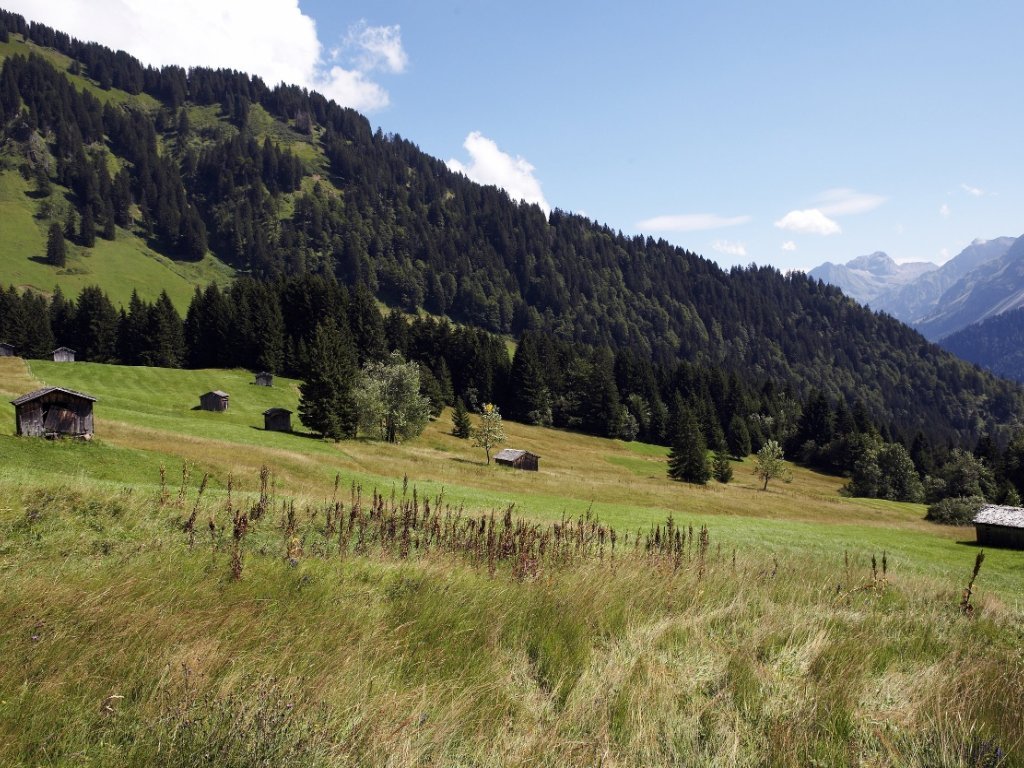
667, 406, 710, 484
298, 319, 358, 440
46, 222, 66, 267
451, 397, 471, 438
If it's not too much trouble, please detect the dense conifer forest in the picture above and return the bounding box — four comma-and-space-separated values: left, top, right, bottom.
1, 7, 1022, 478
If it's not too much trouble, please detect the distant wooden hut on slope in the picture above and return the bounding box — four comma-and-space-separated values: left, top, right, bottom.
263, 407, 292, 432
52, 346, 76, 362
494, 448, 540, 471
199, 390, 230, 412
973, 505, 1024, 550
254, 371, 273, 387
0, 342, 15, 357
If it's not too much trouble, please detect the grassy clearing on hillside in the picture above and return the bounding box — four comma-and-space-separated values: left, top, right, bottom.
0, 475, 1020, 767
0, 169, 232, 310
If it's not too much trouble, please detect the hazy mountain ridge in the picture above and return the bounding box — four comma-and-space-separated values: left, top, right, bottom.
873, 237, 1017, 328
916, 234, 1024, 340
807, 252, 936, 305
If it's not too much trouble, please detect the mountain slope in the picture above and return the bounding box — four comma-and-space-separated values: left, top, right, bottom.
872, 237, 1016, 328
807, 252, 935, 306
0, 8, 1021, 446
916, 234, 1024, 340
941, 305, 1024, 382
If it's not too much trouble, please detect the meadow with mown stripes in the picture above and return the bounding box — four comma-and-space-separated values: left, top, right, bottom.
0, 355, 1022, 766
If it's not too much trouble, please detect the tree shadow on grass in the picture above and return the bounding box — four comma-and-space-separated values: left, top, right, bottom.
451, 457, 489, 467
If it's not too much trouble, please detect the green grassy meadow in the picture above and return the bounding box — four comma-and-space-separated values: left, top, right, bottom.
1, 356, 1023, 766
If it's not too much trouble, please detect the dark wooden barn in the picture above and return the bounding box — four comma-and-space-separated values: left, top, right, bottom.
255, 371, 274, 387
494, 448, 540, 471
199, 390, 230, 412
0, 342, 15, 357
263, 407, 292, 432
52, 346, 76, 362
11, 386, 96, 438
974, 505, 1024, 549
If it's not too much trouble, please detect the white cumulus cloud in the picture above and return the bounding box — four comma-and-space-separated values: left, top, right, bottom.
447, 132, 550, 214
961, 183, 984, 197
712, 240, 747, 257
2, 0, 406, 112
781, 240, 797, 252
637, 213, 751, 232
774, 209, 841, 236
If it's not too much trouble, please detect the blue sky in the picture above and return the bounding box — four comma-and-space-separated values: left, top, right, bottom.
9, 0, 1024, 270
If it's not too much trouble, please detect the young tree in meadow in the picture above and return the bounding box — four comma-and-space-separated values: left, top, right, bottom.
355, 352, 431, 443
754, 439, 791, 490
472, 403, 506, 464
451, 397, 471, 439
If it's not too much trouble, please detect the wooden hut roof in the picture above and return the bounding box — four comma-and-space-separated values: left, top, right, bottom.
494, 448, 539, 462
262, 407, 292, 416
52, 346, 76, 354
974, 505, 1024, 529
203, 390, 229, 398
11, 386, 97, 406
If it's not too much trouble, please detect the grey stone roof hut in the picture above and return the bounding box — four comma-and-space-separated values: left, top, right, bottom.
11, 386, 96, 438
494, 448, 540, 471
973, 505, 1024, 550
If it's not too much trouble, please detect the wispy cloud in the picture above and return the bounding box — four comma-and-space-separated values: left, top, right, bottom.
2, 0, 407, 112
712, 240, 747, 257
781, 241, 797, 252
637, 213, 751, 232
940, 203, 951, 218
774, 209, 841, 236
961, 183, 985, 197
447, 132, 550, 214
815, 188, 886, 216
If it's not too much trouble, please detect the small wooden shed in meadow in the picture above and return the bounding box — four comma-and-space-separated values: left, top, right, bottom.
494, 448, 540, 471
199, 390, 230, 412
973, 505, 1024, 550
263, 407, 292, 432
11, 386, 96, 438
52, 346, 76, 362
0, 342, 15, 357
254, 371, 274, 387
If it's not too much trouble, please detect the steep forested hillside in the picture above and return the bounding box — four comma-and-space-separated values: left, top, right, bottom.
0, 8, 1021, 449
942, 307, 1024, 383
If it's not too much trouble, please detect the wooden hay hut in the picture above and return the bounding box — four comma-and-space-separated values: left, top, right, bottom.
52, 346, 76, 362
254, 371, 274, 387
11, 386, 96, 438
0, 342, 15, 357
199, 390, 230, 412
263, 407, 292, 432
494, 448, 540, 471
973, 505, 1024, 550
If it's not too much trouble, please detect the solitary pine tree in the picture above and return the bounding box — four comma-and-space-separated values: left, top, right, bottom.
712, 450, 734, 483
451, 397, 471, 438
667, 406, 710, 484
46, 222, 66, 267
298, 320, 358, 441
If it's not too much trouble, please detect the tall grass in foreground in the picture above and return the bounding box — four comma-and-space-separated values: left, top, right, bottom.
0, 468, 1021, 767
